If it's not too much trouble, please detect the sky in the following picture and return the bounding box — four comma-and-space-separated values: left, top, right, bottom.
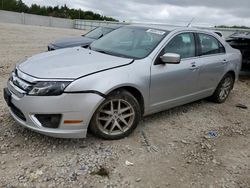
22, 0, 250, 27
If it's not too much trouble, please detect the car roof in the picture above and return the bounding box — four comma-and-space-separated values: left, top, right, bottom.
131, 24, 181, 30
124, 24, 221, 38
128, 24, 208, 32
102, 25, 123, 29
100, 24, 220, 39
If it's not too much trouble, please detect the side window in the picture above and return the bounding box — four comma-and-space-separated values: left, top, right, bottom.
198, 33, 225, 56
163, 33, 195, 59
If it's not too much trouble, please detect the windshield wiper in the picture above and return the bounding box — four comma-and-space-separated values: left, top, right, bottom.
95, 49, 109, 55
91, 48, 133, 59
81, 44, 89, 48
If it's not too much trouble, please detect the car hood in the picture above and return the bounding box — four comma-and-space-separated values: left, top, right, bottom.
18, 47, 133, 79
51, 36, 95, 48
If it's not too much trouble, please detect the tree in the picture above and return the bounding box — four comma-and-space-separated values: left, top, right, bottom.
215, 25, 250, 29
0, 0, 118, 21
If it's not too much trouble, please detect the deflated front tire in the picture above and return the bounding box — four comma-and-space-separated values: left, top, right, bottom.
90, 90, 141, 140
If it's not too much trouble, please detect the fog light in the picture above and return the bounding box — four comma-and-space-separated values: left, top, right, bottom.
35, 114, 61, 128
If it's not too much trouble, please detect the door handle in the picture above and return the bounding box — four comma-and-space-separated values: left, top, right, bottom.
189, 62, 199, 70
222, 59, 228, 64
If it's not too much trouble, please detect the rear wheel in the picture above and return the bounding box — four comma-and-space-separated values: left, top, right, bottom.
209, 73, 234, 103
90, 90, 141, 140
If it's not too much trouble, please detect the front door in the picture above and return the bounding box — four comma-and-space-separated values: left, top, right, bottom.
149, 32, 200, 112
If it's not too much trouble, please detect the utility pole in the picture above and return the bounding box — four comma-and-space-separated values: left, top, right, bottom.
2, 0, 3, 9
79, 9, 80, 19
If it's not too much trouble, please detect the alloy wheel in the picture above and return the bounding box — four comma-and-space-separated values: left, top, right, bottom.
96, 99, 135, 136
219, 76, 233, 101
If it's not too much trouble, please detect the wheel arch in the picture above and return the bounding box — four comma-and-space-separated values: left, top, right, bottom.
216, 70, 236, 90
226, 70, 236, 80
106, 86, 145, 115
224, 70, 236, 84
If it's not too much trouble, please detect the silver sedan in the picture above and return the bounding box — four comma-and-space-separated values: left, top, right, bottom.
4, 25, 242, 139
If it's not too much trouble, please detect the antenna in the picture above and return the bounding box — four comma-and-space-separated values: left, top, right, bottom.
187, 18, 195, 27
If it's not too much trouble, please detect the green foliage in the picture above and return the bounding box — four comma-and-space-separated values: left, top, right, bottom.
215, 25, 250, 29
0, 0, 118, 21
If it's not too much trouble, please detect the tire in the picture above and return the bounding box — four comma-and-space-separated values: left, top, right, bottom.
209, 73, 235, 103
90, 90, 141, 140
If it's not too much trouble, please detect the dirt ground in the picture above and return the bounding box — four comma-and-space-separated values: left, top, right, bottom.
0, 23, 249, 188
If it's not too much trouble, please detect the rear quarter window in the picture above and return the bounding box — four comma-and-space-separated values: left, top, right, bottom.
198, 33, 225, 56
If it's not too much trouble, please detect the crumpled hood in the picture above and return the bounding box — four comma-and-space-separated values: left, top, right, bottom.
18, 47, 133, 79
51, 36, 95, 48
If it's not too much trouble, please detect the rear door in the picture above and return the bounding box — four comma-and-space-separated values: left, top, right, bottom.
195, 33, 227, 92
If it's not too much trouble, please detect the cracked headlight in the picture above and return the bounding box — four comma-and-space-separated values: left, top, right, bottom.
28, 81, 71, 96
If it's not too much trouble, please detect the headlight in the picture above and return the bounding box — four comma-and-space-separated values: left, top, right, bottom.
28, 81, 71, 96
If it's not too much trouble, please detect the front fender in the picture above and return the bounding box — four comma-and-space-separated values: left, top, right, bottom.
65, 59, 151, 111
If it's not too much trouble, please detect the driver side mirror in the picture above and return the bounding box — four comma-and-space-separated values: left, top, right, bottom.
158, 53, 181, 64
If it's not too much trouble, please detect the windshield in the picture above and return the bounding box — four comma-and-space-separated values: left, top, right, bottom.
90, 27, 169, 59
85, 27, 114, 39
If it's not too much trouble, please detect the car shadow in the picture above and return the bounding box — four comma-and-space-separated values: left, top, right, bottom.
239, 71, 250, 81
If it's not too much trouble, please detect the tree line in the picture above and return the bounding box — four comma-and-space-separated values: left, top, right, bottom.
215, 25, 250, 29
0, 0, 118, 21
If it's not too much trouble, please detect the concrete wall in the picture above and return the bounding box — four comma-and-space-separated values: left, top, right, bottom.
1, 10, 250, 37
0, 10, 74, 28
0, 10, 23, 24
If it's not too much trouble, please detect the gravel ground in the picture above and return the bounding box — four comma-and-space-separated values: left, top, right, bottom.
0, 23, 249, 188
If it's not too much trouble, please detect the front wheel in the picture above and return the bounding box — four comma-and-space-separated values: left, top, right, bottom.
90, 90, 141, 140
209, 73, 235, 103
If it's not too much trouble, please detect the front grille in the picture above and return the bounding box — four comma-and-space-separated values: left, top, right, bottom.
8, 70, 35, 98
10, 104, 26, 121
11, 72, 33, 92
7, 81, 25, 98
